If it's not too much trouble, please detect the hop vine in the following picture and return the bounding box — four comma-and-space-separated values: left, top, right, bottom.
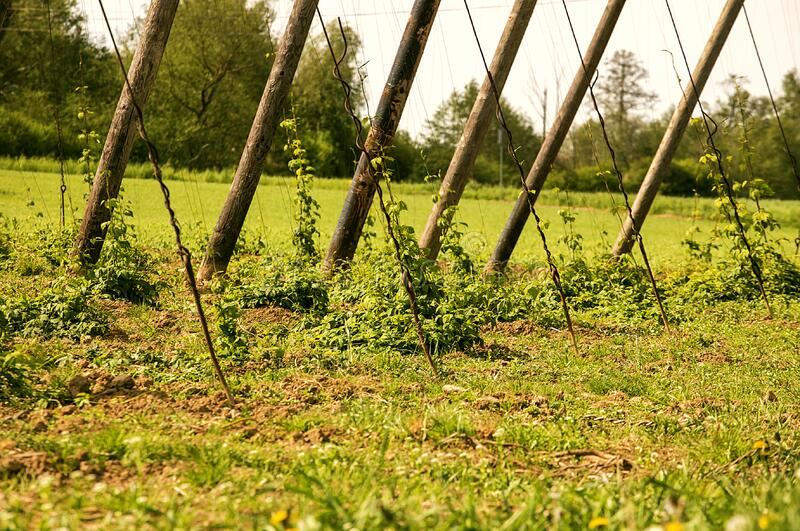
280, 115, 321, 261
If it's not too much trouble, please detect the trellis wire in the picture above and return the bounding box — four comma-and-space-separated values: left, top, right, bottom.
742, 5, 800, 192
463, 0, 579, 356
317, 11, 438, 375
561, 0, 670, 332
742, 5, 800, 251
664, 0, 772, 317
98, 0, 235, 406
44, 0, 69, 228
663, 49, 708, 230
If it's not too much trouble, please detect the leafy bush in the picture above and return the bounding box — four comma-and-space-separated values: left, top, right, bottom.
662, 158, 709, 196
548, 166, 608, 193
232, 258, 329, 313
0, 279, 108, 340
0, 223, 11, 262
22, 227, 74, 268
668, 251, 800, 307
0, 106, 80, 157
560, 257, 661, 320
90, 240, 160, 306
0, 350, 34, 399
304, 247, 550, 355
89, 197, 161, 305
213, 295, 249, 362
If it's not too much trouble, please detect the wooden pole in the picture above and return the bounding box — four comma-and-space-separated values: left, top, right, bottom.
485, 0, 626, 273
612, 0, 744, 255
198, 0, 318, 281
0, 0, 12, 48
73, 0, 178, 265
323, 0, 440, 270
418, 0, 536, 260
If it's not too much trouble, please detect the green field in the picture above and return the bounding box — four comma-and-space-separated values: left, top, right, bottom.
3, 167, 799, 265
1, 167, 800, 530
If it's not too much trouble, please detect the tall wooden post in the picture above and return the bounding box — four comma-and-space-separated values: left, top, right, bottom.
612, 0, 744, 255
418, 0, 537, 260
485, 0, 626, 273
0, 0, 12, 47
73, 0, 178, 265
323, 0, 440, 269
198, 0, 318, 281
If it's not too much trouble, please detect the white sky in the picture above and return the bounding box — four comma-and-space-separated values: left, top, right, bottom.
82, 0, 800, 139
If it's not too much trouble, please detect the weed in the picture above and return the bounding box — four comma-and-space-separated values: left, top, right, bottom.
438, 205, 476, 275
0, 277, 108, 339
213, 294, 249, 362
281, 115, 321, 261
184, 444, 234, 488
0, 349, 34, 399
90, 195, 161, 305
232, 257, 329, 313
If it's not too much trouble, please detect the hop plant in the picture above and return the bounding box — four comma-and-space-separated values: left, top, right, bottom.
280, 115, 321, 261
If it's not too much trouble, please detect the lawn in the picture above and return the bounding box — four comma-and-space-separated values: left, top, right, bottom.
1, 167, 800, 530
3, 167, 799, 265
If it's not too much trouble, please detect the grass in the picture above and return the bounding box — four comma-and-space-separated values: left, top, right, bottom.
0, 166, 800, 529
3, 166, 800, 267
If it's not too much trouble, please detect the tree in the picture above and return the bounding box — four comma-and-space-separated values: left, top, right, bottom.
594, 49, 657, 166
780, 70, 800, 117
0, 0, 116, 158
418, 80, 541, 185
751, 72, 800, 198
279, 20, 364, 178
386, 129, 422, 182
141, 0, 275, 169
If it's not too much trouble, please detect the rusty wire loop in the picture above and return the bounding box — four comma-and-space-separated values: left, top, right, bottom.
317, 12, 438, 375
98, 0, 235, 406
664, 0, 772, 318
463, 0, 579, 356
44, 0, 69, 228
562, 0, 670, 333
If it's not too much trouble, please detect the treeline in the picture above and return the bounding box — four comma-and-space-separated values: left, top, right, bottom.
1, 0, 798, 198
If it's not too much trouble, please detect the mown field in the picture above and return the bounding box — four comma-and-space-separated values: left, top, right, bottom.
1, 167, 800, 530
3, 167, 799, 263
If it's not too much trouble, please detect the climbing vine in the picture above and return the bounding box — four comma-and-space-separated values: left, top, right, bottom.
280, 115, 321, 261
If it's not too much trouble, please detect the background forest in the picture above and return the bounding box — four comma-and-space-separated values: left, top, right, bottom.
1, 0, 799, 198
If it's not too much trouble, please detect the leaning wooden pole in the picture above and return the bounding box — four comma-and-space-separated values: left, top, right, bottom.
612, 0, 744, 256
198, 0, 318, 281
418, 0, 537, 260
73, 0, 178, 265
485, 0, 625, 273
0, 0, 12, 48
323, 0, 440, 270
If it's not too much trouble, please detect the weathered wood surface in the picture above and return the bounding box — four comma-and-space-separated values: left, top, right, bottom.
323, 0, 440, 270
74, 0, 179, 265
418, 0, 537, 260
485, 0, 626, 273
199, 0, 318, 281
612, 0, 744, 255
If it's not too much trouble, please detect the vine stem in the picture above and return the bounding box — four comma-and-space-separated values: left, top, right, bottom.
98, 0, 235, 407
561, 0, 670, 333
665, 0, 772, 318
318, 13, 438, 375
463, 0, 579, 355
